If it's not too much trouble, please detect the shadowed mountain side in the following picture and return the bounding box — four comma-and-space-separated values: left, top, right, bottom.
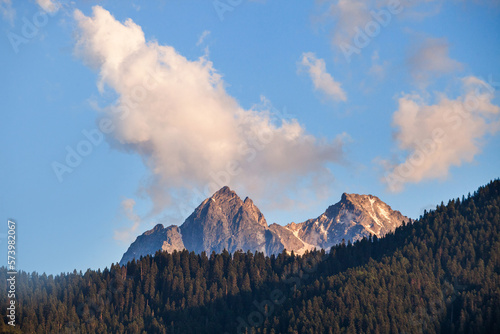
17, 179, 499, 333
120, 187, 409, 265
287, 193, 409, 250
120, 225, 184, 266
180, 186, 278, 255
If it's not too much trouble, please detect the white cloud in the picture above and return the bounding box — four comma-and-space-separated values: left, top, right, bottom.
196, 30, 210, 46
369, 50, 388, 80
325, 0, 372, 48
36, 0, 60, 13
114, 199, 142, 242
319, 0, 497, 62
408, 37, 464, 86
317, 0, 443, 59
0, 0, 15, 25
299, 52, 347, 102
74, 6, 346, 216
381, 76, 500, 192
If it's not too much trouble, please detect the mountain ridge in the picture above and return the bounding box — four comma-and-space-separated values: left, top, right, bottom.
10, 180, 500, 333
119, 187, 408, 265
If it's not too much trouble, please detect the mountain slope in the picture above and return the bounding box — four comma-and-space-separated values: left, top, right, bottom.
119, 224, 184, 265
179, 186, 282, 255
287, 192, 409, 250
5, 179, 500, 333
120, 186, 288, 265
120, 187, 408, 264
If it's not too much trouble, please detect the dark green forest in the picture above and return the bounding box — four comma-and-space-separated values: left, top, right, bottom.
1, 180, 499, 333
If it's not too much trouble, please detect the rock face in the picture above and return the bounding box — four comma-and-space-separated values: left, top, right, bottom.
120, 188, 409, 265
268, 223, 307, 254
119, 224, 184, 265
285, 193, 409, 252
180, 186, 280, 255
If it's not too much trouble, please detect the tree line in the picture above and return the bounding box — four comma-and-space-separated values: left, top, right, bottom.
1, 179, 499, 333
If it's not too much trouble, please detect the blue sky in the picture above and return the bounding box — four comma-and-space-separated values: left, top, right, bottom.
1, 0, 499, 275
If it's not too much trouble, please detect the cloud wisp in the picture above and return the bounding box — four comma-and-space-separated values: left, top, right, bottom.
74, 6, 347, 223
114, 199, 142, 242
381, 76, 500, 192
36, 0, 60, 14
316, 0, 445, 61
299, 52, 347, 102
408, 36, 464, 86
0, 0, 15, 25
196, 30, 211, 46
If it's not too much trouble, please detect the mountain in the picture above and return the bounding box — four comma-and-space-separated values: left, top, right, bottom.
179, 186, 282, 255
10, 180, 500, 333
120, 186, 285, 265
285, 192, 409, 251
119, 187, 408, 265
120, 224, 184, 265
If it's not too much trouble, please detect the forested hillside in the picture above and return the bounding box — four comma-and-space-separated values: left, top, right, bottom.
1, 180, 499, 333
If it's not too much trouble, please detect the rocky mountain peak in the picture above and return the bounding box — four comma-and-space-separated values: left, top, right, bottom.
120, 189, 409, 264
211, 186, 238, 201
340, 192, 375, 205
330, 193, 382, 216
179, 186, 275, 254
145, 224, 165, 235
288, 192, 409, 252
119, 224, 184, 266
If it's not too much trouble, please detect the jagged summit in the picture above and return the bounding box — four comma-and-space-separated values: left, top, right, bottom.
328, 193, 389, 216
211, 186, 238, 200
341, 192, 364, 202
180, 186, 273, 254
289, 192, 409, 252
144, 223, 165, 235
120, 224, 184, 266
120, 188, 409, 264
341, 192, 380, 203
